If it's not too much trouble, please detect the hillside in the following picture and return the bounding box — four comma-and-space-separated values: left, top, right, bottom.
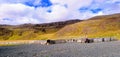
1, 13, 120, 40
55, 13, 120, 39
0, 19, 81, 40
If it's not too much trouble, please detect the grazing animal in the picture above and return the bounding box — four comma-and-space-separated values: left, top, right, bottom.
46, 38, 117, 45
85, 38, 90, 43
85, 38, 94, 43
102, 38, 105, 42
46, 39, 66, 45
47, 40, 55, 44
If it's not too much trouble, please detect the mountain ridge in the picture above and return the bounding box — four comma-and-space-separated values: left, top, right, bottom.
0, 13, 120, 40
0, 19, 82, 40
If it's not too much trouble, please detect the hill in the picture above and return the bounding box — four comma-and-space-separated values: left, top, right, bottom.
1, 13, 120, 40
0, 19, 81, 40
55, 13, 120, 39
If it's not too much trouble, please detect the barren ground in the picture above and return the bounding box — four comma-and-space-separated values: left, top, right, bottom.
0, 41, 120, 57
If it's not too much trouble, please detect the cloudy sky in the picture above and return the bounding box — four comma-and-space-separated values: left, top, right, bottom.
0, 0, 120, 25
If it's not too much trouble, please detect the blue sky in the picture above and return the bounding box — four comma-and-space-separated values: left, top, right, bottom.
0, 0, 120, 25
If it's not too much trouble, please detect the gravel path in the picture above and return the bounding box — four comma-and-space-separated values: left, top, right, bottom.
0, 41, 120, 57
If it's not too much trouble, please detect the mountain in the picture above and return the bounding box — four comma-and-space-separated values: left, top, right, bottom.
1, 13, 120, 40
55, 13, 120, 39
0, 19, 81, 40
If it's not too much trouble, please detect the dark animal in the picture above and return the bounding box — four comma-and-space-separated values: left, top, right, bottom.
46, 39, 66, 44
102, 38, 105, 42
85, 38, 94, 43
85, 38, 90, 43
47, 40, 55, 44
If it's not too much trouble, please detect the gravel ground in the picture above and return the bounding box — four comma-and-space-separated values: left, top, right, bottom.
0, 41, 120, 57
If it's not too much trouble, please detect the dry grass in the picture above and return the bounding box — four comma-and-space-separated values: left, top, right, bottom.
0, 13, 120, 40
55, 14, 120, 39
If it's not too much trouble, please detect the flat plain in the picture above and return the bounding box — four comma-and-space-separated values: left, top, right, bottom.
1, 41, 120, 57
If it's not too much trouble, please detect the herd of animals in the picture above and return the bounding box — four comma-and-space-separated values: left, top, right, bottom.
0, 38, 117, 45
46, 38, 117, 45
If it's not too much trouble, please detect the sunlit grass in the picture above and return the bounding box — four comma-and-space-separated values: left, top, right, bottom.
0, 44, 19, 47
55, 16, 120, 39
0, 14, 120, 40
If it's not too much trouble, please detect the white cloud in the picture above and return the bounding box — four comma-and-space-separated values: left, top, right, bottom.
0, 3, 40, 25
34, 5, 69, 23
48, 0, 93, 20
45, 5, 69, 22
0, 3, 33, 17
0, 0, 120, 25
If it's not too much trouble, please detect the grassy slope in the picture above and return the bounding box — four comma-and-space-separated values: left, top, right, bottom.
0, 26, 57, 40
8, 29, 56, 40
0, 20, 81, 40
55, 14, 120, 39
0, 14, 120, 40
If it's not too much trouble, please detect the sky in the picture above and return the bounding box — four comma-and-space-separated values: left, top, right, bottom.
0, 0, 120, 25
